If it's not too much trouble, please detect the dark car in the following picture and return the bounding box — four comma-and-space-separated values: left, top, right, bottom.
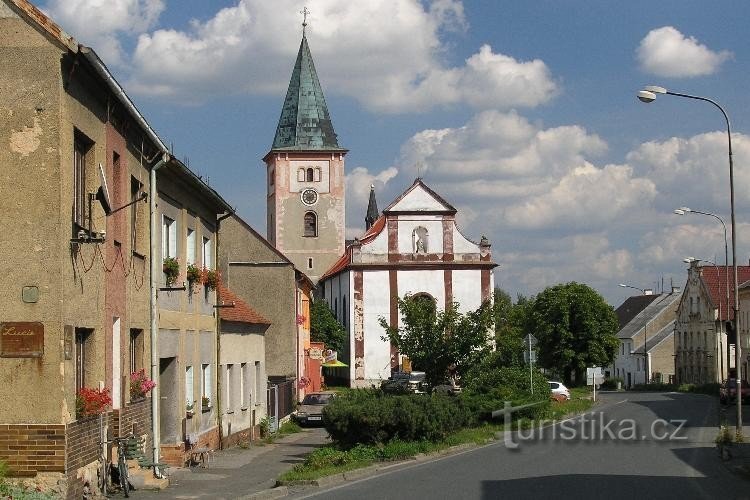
381, 371, 427, 394
720, 379, 750, 404
292, 391, 336, 425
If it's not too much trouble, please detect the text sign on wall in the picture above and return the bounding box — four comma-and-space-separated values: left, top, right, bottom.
308, 347, 323, 360
0, 322, 44, 357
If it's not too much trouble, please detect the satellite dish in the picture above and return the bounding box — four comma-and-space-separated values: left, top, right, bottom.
96, 163, 112, 215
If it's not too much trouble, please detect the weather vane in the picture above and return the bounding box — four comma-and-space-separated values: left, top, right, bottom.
301, 6, 309, 35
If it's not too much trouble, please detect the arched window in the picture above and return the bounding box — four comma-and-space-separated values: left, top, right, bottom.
334, 298, 338, 320
342, 296, 347, 327
304, 211, 317, 237
412, 226, 428, 254
306, 168, 314, 182
408, 293, 437, 317
297, 168, 305, 182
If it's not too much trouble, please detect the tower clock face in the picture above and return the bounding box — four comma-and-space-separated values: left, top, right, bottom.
301, 188, 319, 206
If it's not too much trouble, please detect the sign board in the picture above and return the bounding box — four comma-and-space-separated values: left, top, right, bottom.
523, 351, 537, 363
323, 349, 337, 363
523, 334, 537, 348
586, 367, 604, 386
308, 347, 323, 360
402, 357, 412, 373
0, 322, 43, 358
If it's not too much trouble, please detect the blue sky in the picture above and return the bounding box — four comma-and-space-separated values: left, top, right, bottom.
41, 0, 750, 305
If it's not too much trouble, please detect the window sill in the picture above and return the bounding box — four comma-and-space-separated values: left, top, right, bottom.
240, 406, 248, 412
202, 406, 211, 413
226, 409, 234, 415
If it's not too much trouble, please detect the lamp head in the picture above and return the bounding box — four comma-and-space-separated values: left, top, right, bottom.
618, 284, 627, 288
683, 257, 696, 264
674, 209, 685, 215
637, 90, 655, 103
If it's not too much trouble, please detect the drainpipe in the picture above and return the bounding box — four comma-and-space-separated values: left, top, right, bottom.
215, 211, 234, 450
150, 152, 170, 472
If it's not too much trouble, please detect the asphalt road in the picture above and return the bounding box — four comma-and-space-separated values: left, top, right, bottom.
292, 392, 748, 500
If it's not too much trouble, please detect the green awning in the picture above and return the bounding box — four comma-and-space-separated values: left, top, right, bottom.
322, 360, 348, 368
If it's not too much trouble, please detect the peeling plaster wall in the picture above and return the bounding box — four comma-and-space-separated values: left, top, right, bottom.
362, 271, 390, 384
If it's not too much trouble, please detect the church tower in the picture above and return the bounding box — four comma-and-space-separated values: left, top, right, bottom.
263, 22, 346, 283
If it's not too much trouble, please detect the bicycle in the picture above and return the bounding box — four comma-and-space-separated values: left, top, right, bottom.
98, 434, 132, 497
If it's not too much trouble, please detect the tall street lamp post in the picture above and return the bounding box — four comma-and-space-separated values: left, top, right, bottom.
639, 85, 741, 437
620, 283, 649, 384
676, 208, 730, 381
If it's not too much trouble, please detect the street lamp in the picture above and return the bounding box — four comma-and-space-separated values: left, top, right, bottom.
620, 283, 650, 384
639, 85, 741, 437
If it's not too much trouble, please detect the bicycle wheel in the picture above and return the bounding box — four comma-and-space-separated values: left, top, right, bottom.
118, 457, 130, 497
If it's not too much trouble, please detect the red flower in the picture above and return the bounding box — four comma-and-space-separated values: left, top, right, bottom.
76, 387, 112, 417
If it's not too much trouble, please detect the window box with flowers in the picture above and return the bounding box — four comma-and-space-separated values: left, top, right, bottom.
186, 263, 201, 294
130, 369, 156, 401
76, 387, 112, 419
202, 268, 219, 291
201, 396, 211, 412
163, 257, 180, 286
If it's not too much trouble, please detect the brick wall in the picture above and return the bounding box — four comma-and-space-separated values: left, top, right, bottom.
0, 424, 65, 476
112, 397, 152, 455
65, 414, 103, 500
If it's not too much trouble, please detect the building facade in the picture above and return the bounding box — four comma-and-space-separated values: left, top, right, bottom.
319, 180, 496, 387
674, 261, 750, 384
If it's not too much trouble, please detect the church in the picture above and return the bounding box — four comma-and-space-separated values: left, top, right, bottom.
264, 25, 497, 387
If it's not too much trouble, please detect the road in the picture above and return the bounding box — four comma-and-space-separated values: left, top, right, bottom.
292, 392, 748, 500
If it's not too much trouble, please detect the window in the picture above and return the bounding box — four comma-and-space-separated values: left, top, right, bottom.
129, 329, 143, 374
226, 364, 234, 412
185, 365, 194, 407
307, 257, 313, 269
202, 237, 212, 269
241, 363, 249, 408
298, 168, 305, 182
130, 177, 143, 253
334, 298, 338, 320
621, 343, 625, 356
303, 212, 317, 237
186, 229, 196, 265
162, 216, 176, 259
201, 363, 212, 407
74, 328, 93, 394
73, 132, 92, 228
306, 168, 314, 182
269, 168, 275, 187
342, 296, 347, 327
255, 361, 262, 405
314, 168, 321, 182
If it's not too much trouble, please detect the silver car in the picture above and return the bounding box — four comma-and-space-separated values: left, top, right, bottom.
293, 391, 336, 425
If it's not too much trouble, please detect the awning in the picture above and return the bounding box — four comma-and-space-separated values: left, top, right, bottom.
321, 360, 348, 368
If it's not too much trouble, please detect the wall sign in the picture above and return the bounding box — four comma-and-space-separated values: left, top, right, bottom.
308, 347, 323, 360
0, 322, 44, 357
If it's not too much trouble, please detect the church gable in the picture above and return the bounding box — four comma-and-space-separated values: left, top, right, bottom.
384, 180, 456, 214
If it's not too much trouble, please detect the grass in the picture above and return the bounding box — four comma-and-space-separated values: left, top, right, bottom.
261, 419, 303, 444
0, 461, 56, 499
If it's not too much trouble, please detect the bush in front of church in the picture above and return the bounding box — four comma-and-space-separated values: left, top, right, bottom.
322, 389, 472, 447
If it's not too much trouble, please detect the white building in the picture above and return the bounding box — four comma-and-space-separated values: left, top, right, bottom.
318, 179, 497, 387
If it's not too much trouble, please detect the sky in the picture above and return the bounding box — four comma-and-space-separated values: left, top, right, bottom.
40, 0, 750, 305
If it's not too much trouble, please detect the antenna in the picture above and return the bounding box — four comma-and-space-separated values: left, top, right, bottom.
97, 163, 112, 215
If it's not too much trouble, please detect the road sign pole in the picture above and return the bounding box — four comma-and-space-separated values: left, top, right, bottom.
529, 336, 533, 395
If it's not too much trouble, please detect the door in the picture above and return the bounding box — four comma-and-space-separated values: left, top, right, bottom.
159, 357, 178, 443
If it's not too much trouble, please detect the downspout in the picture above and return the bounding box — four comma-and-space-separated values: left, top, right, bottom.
150, 153, 170, 472
215, 211, 234, 449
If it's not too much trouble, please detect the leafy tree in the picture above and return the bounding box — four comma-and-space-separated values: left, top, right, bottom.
310, 300, 346, 352
492, 288, 533, 367
380, 295, 494, 388
528, 282, 619, 386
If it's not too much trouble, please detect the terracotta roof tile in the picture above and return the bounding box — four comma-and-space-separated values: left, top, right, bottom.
319, 215, 386, 281
699, 265, 750, 321
217, 285, 271, 325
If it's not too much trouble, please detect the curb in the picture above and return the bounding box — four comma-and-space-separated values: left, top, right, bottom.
237, 485, 289, 500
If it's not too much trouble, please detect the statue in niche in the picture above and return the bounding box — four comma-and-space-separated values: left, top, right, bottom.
413, 226, 428, 254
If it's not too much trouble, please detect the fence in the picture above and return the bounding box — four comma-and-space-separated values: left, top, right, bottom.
266, 379, 295, 432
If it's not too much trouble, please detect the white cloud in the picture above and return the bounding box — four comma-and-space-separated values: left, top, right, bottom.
345, 166, 398, 237
44, 0, 165, 65
637, 26, 731, 78
120, 0, 557, 111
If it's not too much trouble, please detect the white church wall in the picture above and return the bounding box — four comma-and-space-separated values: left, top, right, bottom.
397, 269, 446, 313
363, 270, 392, 383
364, 226, 388, 254
452, 270, 483, 311
396, 216, 444, 254
389, 186, 447, 212
452, 225, 480, 254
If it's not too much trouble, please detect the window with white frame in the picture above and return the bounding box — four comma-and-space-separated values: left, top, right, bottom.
186, 228, 196, 264
202, 237, 212, 269
162, 215, 177, 259
226, 364, 234, 412
185, 365, 194, 408
241, 363, 249, 408
201, 363, 211, 408
255, 361, 262, 405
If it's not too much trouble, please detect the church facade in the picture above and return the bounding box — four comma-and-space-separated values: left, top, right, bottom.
318, 180, 497, 387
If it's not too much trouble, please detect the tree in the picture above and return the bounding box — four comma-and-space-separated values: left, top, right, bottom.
527, 282, 619, 386
310, 300, 346, 353
492, 288, 532, 367
379, 295, 494, 388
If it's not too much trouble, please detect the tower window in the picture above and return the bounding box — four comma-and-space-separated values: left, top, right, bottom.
298, 168, 305, 182
314, 168, 321, 182
308, 258, 313, 269
304, 211, 317, 237
306, 168, 314, 182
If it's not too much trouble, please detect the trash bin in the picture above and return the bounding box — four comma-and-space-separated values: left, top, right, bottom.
616, 381, 622, 391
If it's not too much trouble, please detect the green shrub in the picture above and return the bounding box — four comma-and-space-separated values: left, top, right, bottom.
323, 389, 471, 447
600, 377, 623, 390
677, 382, 720, 396
631, 382, 675, 391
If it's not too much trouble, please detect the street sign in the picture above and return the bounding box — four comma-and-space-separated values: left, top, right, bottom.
523, 351, 537, 363
523, 334, 537, 348
586, 367, 604, 386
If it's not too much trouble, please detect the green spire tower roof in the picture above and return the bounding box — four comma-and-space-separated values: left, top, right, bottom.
271, 35, 344, 151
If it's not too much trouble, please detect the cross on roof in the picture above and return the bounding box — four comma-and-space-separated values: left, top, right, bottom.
301, 7, 310, 35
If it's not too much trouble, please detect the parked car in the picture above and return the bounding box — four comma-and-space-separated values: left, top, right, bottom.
381, 371, 427, 394
292, 391, 336, 426
720, 379, 750, 404
549, 381, 570, 402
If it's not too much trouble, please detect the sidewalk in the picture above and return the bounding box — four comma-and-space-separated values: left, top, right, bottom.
133, 428, 328, 499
